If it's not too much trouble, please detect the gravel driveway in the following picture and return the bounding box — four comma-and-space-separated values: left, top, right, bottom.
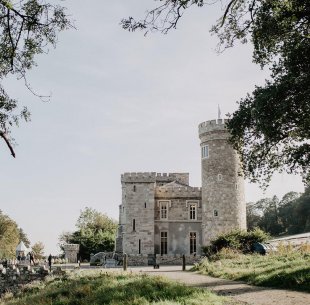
126, 265, 310, 305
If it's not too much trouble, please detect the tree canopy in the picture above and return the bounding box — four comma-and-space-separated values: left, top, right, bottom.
59, 207, 117, 260
247, 188, 310, 236
0, 0, 71, 157
122, 0, 310, 187
32, 241, 45, 259
0, 210, 31, 258
0, 210, 19, 258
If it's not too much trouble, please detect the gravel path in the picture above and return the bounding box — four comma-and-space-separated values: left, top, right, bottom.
127, 266, 310, 305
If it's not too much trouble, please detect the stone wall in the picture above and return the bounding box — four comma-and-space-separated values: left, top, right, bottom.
127, 254, 202, 266
122, 175, 156, 255
199, 119, 246, 245
0, 264, 49, 296
63, 244, 79, 263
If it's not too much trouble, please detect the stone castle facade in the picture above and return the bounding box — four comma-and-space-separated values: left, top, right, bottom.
115, 119, 246, 256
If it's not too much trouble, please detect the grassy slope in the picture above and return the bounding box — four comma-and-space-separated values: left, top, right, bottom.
1, 271, 235, 305
194, 250, 310, 292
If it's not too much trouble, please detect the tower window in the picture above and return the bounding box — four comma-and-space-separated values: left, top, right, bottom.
160, 201, 169, 219
138, 239, 141, 254
235, 183, 239, 190
160, 232, 168, 255
189, 204, 197, 220
133, 219, 136, 231
214, 210, 218, 217
144, 202, 146, 208
218, 174, 222, 181
190, 232, 197, 254
133, 185, 136, 192
201, 145, 209, 159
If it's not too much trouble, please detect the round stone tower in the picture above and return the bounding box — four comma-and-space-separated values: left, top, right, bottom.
198, 119, 246, 245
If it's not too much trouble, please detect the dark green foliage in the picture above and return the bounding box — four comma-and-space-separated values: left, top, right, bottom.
0, 0, 71, 156
202, 228, 270, 256
122, 0, 310, 187
59, 207, 117, 260
247, 189, 310, 236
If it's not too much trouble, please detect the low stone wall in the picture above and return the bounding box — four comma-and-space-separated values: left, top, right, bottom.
0, 264, 49, 296
127, 254, 203, 266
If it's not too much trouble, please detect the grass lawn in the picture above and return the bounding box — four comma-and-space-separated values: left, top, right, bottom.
194, 249, 310, 292
0, 270, 237, 305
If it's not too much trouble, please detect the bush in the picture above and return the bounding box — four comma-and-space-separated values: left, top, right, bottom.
202, 228, 270, 256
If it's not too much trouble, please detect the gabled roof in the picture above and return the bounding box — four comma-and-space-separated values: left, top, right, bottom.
156, 180, 198, 191
16, 241, 28, 251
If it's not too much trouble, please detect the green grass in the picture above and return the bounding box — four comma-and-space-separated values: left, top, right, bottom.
0, 270, 235, 305
194, 249, 310, 292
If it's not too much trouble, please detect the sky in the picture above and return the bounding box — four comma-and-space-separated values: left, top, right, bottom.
1, 0, 305, 255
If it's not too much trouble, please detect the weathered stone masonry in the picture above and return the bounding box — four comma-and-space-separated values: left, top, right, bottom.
115, 119, 246, 259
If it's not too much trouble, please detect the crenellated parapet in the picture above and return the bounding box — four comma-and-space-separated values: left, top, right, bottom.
156, 173, 189, 185
121, 172, 156, 183
198, 119, 229, 136
121, 172, 189, 184
155, 186, 201, 198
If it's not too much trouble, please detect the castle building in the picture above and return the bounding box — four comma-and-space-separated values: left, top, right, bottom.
115, 119, 246, 256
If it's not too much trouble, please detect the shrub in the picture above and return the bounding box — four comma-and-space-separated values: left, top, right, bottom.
202, 228, 270, 256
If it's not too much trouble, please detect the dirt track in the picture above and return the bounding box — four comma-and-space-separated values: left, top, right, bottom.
127, 266, 310, 305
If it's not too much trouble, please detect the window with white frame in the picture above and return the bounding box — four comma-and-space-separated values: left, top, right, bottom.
160, 201, 169, 219
201, 145, 209, 159
189, 204, 197, 220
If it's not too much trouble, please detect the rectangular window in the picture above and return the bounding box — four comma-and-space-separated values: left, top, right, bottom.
190, 232, 197, 254
189, 204, 197, 220
201, 145, 209, 159
160, 231, 168, 255
160, 201, 168, 219
133, 219, 136, 231
138, 239, 141, 254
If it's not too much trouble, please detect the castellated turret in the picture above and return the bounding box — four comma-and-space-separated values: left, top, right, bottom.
199, 119, 246, 245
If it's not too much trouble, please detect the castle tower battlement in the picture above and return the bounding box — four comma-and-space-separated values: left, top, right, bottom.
198, 119, 229, 135
121, 172, 156, 183
156, 173, 189, 185
199, 118, 246, 245
121, 172, 189, 185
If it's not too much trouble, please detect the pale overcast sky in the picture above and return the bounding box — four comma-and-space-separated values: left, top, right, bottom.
1, 0, 304, 255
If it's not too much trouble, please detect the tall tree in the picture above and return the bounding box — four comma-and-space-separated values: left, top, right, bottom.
0, 210, 19, 258
59, 207, 117, 260
0, 0, 72, 157
122, 0, 310, 187
31, 241, 45, 259
18, 227, 30, 248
